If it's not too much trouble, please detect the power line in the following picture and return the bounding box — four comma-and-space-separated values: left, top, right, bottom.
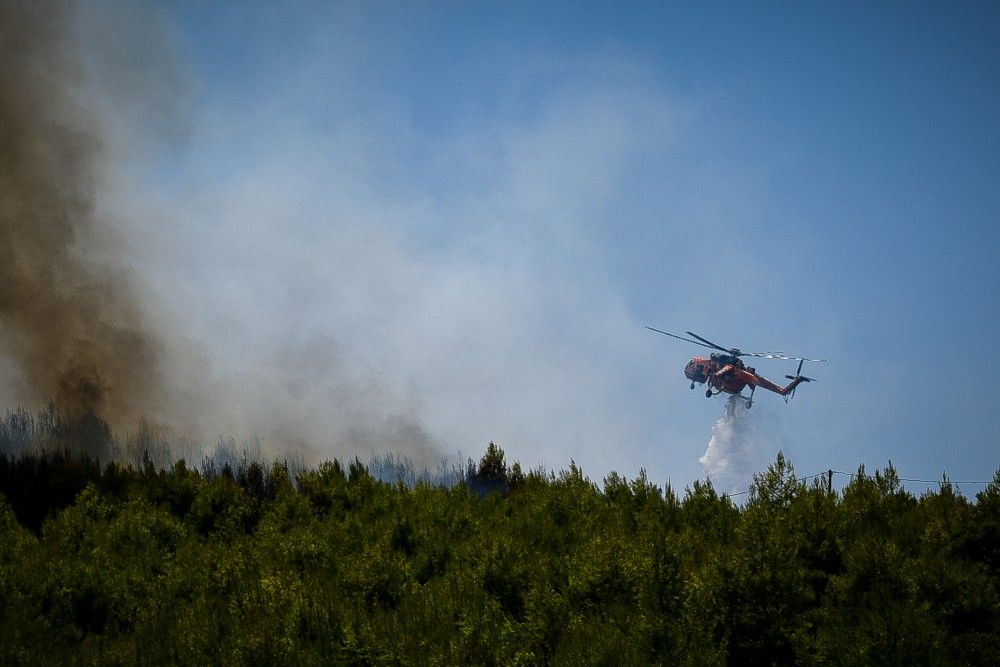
828, 469, 995, 485
720, 469, 996, 500
721, 470, 829, 498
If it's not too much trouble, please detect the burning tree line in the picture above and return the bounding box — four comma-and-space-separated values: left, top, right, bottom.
1, 408, 999, 664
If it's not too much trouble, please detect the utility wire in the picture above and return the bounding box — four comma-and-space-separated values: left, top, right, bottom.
827, 469, 995, 484
720, 469, 995, 500
722, 471, 829, 498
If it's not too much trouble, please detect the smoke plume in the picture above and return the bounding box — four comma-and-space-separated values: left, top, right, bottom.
0, 1, 675, 474
0, 1, 165, 426
699, 395, 760, 493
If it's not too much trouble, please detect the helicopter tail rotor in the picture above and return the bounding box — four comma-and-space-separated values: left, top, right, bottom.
783, 359, 817, 398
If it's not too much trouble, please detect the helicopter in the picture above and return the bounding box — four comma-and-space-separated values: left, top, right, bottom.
645, 327, 827, 408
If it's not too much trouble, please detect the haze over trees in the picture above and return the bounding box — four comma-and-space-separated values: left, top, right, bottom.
1, 409, 998, 665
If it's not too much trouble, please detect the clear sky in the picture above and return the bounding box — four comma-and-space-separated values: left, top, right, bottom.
95, 1, 1000, 492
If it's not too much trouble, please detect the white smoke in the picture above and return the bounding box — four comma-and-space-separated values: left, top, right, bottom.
63, 9, 678, 473
699, 394, 760, 493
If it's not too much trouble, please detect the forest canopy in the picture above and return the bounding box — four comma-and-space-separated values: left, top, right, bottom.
1, 408, 998, 665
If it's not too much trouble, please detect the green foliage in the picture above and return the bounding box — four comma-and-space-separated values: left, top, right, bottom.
0, 447, 998, 665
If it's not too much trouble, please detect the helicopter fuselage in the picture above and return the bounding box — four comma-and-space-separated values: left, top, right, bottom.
685, 355, 754, 395
684, 354, 799, 398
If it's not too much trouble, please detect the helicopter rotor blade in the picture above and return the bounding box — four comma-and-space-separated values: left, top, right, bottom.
684, 331, 732, 353
649, 327, 829, 363
744, 351, 792, 359
745, 351, 829, 363
644, 327, 717, 350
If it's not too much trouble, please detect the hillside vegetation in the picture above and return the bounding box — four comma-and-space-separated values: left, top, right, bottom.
1, 413, 999, 665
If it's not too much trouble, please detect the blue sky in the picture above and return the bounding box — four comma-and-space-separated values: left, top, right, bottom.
90, 1, 1000, 492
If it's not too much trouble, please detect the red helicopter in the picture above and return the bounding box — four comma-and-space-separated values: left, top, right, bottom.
646, 327, 827, 408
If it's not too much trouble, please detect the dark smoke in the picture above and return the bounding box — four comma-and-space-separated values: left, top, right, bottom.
0, 1, 164, 427
0, 1, 444, 466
